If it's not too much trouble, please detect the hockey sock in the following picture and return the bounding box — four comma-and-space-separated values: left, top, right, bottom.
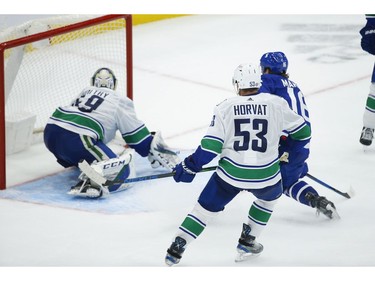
286, 180, 318, 207
175, 202, 219, 244
247, 199, 277, 238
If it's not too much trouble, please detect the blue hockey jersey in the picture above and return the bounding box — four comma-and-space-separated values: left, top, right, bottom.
259, 74, 311, 128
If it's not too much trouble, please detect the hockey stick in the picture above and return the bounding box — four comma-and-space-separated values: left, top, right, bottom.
306, 173, 351, 199
78, 160, 217, 187
120, 165, 217, 184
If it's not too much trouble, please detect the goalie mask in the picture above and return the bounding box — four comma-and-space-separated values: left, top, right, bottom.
260, 51, 288, 74
91, 68, 117, 90
232, 63, 262, 95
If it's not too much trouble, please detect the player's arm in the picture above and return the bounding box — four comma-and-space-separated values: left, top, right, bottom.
117, 98, 179, 171
174, 107, 224, 182
282, 95, 311, 143
281, 99, 311, 172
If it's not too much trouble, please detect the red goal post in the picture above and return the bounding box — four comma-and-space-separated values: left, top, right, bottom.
0, 14, 133, 190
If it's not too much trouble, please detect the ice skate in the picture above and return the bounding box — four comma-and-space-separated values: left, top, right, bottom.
359, 127, 374, 146
235, 223, 263, 262
165, 236, 186, 266
305, 192, 340, 219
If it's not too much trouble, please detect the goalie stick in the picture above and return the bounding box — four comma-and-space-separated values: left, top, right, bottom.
78, 160, 217, 187
78, 161, 351, 198
306, 173, 351, 199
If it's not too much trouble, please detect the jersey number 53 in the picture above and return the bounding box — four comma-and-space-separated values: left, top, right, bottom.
233, 118, 268, 153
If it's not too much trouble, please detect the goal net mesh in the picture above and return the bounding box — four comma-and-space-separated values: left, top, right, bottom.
2, 15, 129, 137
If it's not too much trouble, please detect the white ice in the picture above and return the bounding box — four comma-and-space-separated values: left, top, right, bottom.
1, 15, 375, 279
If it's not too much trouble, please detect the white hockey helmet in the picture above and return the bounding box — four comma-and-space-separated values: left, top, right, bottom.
232, 63, 261, 95
91, 68, 117, 90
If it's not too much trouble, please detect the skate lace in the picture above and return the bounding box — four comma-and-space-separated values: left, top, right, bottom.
169, 237, 186, 256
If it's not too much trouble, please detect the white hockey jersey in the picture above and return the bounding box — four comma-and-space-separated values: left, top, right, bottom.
199, 93, 311, 189
47, 86, 150, 146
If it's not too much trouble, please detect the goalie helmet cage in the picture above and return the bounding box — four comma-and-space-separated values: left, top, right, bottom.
0, 14, 133, 190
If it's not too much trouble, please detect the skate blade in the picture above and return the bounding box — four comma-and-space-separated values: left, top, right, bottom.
362, 145, 371, 152
327, 205, 341, 220
165, 255, 179, 267
235, 252, 261, 262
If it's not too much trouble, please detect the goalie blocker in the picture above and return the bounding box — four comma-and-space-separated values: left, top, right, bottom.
69, 131, 180, 198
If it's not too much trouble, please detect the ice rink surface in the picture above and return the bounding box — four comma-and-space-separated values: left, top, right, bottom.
1, 14, 375, 279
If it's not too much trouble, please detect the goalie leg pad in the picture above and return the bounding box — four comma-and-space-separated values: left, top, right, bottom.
90, 149, 133, 179
69, 149, 136, 198
111, 149, 136, 193
90, 148, 136, 192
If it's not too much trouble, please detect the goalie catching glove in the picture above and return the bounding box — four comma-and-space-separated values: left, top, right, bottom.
148, 131, 180, 171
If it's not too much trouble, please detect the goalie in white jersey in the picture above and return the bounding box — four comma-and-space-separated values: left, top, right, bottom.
165, 63, 311, 266
44, 67, 179, 198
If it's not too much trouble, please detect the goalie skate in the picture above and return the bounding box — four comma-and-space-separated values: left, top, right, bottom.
68, 178, 109, 198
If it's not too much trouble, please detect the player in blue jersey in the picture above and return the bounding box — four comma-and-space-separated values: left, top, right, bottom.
259, 51, 338, 219
165, 63, 312, 266
44, 67, 179, 198
359, 14, 375, 146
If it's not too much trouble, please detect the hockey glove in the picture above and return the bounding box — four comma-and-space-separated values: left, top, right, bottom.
173, 159, 198, 183
360, 23, 375, 55
148, 131, 180, 171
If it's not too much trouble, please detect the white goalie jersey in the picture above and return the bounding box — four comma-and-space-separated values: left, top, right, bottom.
47, 86, 149, 145
200, 93, 311, 189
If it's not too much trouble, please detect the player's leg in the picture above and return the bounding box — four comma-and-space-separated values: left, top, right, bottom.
70, 148, 136, 198
283, 164, 338, 219
360, 63, 375, 146
281, 162, 338, 219
235, 181, 282, 261
44, 123, 117, 167
44, 124, 135, 198
165, 173, 240, 266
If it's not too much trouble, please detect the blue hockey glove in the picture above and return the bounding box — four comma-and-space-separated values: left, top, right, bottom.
360, 23, 375, 55
173, 159, 197, 183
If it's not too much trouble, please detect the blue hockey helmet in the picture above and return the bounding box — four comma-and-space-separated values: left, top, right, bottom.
260, 52, 288, 74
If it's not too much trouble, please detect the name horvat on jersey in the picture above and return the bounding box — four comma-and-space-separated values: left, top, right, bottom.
233, 104, 267, 116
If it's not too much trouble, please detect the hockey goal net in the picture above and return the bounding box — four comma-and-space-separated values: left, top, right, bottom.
0, 14, 133, 190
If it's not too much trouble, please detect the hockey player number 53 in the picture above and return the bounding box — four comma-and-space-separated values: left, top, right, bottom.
233, 118, 268, 153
